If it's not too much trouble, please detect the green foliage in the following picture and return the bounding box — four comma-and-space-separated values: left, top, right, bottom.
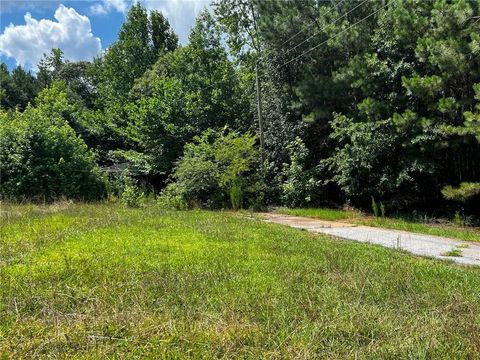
84, 4, 180, 164
156, 183, 187, 210
127, 11, 249, 175
36, 49, 97, 107
216, 0, 480, 216
261, 81, 307, 205
1, 0, 480, 217
281, 137, 318, 208
442, 182, 480, 203
371, 197, 379, 217
169, 130, 259, 209
325, 114, 403, 202
453, 211, 465, 227
277, 207, 358, 222
0, 63, 40, 110
120, 184, 146, 208
444, 82, 480, 142
442, 248, 463, 257
111, 170, 154, 208
35, 81, 81, 126
96, 4, 178, 102
229, 181, 243, 210
37, 48, 64, 87
104, 172, 135, 200
31, 81, 112, 157
0, 107, 104, 201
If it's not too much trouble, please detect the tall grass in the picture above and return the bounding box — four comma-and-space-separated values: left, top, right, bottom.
1, 203, 480, 358
276, 207, 359, 221
229, 182, 243, 210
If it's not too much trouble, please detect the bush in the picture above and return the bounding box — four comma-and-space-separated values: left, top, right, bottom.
168, 129, 260, 209
0, 108, 105, 201
120, 184, 146, 208
281, 137, 318, 207
105, 172, 150, 208
157, 183, 187, 210
324, 114, 401, 203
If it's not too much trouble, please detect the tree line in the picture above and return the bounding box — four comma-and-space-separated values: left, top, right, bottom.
1, 0, 479, 219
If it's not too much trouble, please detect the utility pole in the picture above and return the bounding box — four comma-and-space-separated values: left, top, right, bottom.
255, 58, 265, 164
249, 1, 264, 165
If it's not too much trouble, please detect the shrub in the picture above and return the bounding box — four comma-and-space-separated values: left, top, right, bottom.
120, 184, 146, 208
168, 129, 260, 209
0, 108, 104, 201
281, 137, 318, 207
170, 131, 222, 207
157, 183, 187, 210
325, 114, 404, 204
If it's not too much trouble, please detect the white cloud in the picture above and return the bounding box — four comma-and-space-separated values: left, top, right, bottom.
90, 0, 128, 15
142, 0, 211, 44
0, 1, 62, 14
143, 0, 208, 16
90, 3, 108, 15
0, 5, 102, 69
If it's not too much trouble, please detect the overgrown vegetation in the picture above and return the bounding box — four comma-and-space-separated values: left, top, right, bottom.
1, 0, 479, 219
0, 95, 104, 201
162, 130, 259, 209
2, 3, 479, 357
1, 203, 480, 358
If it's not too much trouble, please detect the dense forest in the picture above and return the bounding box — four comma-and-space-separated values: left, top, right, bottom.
1, 0, 479, 219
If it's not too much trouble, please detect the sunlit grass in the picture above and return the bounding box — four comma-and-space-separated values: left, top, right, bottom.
276, 208, 480, 242
1, 203, 480, 358
275, 207, 359, 221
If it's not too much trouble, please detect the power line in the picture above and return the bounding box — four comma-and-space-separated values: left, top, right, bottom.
198, 0, 392, 93
280, 0, 369, 59
199, 0, 359, 93
277, 1, 392, 70
274, 0, 347, 50
257, 0, 348, 65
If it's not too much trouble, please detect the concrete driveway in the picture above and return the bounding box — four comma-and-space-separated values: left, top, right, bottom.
260, 213, 480, 266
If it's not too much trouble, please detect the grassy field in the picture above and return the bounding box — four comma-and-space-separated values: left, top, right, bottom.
1, 203, 480, 358
276, 208, 480, 242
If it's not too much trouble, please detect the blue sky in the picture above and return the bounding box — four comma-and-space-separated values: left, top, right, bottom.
0, 0, 210, 71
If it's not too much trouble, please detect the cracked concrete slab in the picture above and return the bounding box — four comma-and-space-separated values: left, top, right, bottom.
259, 213, 480, 266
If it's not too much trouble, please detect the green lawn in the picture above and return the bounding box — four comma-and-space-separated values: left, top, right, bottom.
276, 208, 480, 242
1, 203, 480, 358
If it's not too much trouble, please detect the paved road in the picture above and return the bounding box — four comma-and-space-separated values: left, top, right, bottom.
260, 213, 480, 266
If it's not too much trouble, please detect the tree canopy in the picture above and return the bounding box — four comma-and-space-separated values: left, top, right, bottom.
1, 0, 479, 217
